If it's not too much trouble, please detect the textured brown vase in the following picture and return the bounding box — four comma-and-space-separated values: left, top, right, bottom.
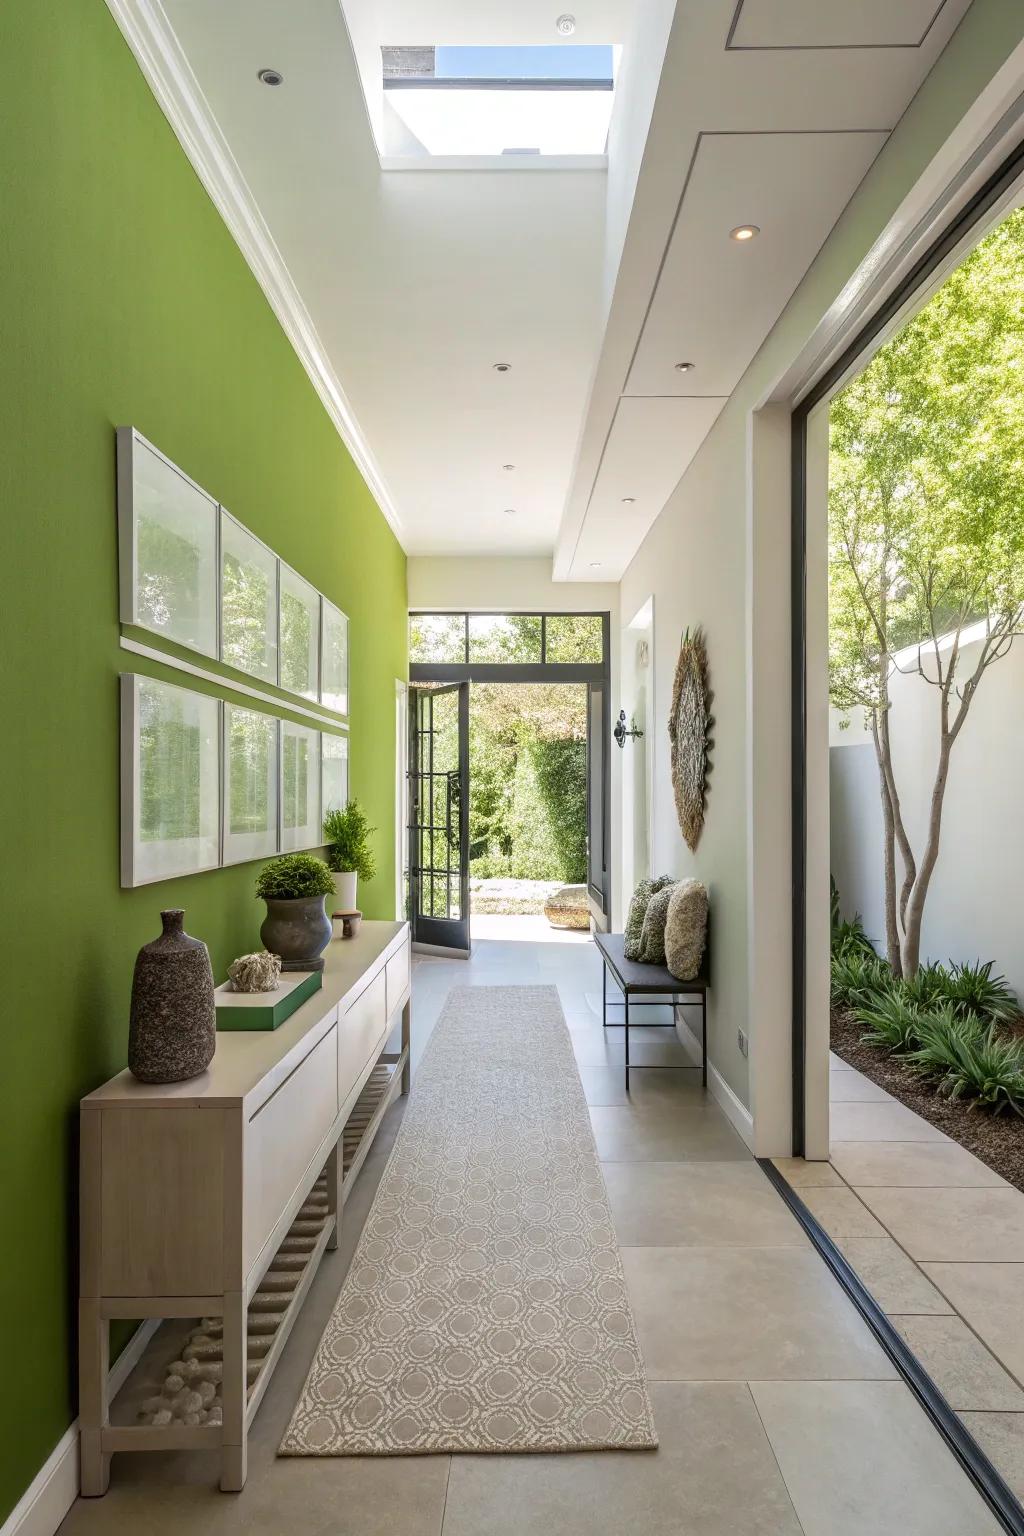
128, 910, 216, 1084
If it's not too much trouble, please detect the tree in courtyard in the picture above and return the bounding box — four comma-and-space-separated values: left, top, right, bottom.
829, 208, 1024, 977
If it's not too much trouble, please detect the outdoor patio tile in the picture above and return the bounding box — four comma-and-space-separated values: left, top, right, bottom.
440, 1382, 803, 1536
604, 1161, 807, 1247
833, 1237, 953, 1315
889, 1315, 1024, 1409
621, 1247, 895, 1381
590, 1103, 749, 1162
829, 1140, 1007, 1188
772, 1156, 843, 1188
829, 1100, 951, 1142
959, 1413, 1024, 1502
749, 1380, 1001, 1536
797, 1185, 887, 1239
855, 1187, 1024, 1262
921, 1264, 1024, 1383
828, 1070, 894, 1103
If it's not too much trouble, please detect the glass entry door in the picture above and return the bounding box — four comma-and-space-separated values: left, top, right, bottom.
409, 683, 470, 954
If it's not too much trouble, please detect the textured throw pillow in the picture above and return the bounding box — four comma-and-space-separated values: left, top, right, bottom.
624, 875, 675, 961
665, 879, 709, 981
636, 883, 677, 965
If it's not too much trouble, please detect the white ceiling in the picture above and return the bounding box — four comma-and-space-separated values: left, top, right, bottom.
129, 0, 972, 572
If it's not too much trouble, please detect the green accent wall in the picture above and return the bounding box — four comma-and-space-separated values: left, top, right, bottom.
0, 2, 406, 1518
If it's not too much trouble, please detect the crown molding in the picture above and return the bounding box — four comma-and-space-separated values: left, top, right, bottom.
104, 0, 404, 545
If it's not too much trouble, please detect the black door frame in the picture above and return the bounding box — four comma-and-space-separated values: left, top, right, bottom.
789, 138, 1024, 1154
409, 611, 612, 926
408, 682, 470, 953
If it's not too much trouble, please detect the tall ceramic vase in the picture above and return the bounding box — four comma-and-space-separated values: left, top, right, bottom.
333, 870, 358, 912
128, 910, 216, 1084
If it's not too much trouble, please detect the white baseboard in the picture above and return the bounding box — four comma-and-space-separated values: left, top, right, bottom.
2, 1320, 160, 1536
673, 1008, 755, 1150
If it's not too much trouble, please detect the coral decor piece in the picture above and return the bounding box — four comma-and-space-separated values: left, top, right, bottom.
668, 627, 713, 852
227, 951, 282, 993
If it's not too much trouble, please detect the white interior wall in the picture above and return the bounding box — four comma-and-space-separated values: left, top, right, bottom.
831, 636, 1024, 1001
619, 0, 1024, 1148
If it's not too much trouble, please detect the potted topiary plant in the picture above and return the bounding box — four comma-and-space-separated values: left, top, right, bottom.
254, 853, 336, 972
323, 800, 377, 913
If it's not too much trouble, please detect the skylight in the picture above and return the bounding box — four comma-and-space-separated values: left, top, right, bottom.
380, 45, 616, 161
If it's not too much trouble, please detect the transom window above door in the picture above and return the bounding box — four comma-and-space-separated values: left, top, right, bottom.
409, 612, 605, 666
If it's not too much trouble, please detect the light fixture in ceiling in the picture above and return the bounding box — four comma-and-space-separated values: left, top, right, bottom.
674, 361, 695, 374
257, 67, 284, 87
589, 561, 602, 568
621, 496, 636, 504
729, 224, 760, 242
492, 362, 511, 373
504, 507, 517, 516
502, 463, 515, 472
556, 14, 577, 35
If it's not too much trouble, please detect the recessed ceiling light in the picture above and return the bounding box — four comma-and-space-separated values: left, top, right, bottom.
729, 225, 760, 242
492, 362, 511, 373
674, 361, 695, 374
556, 14, 577, 35
502, 463, 515, 472
504, 507, 517, 516
589, 561, 602, 568
257, 67, 284, 87
621, 496, 636, 504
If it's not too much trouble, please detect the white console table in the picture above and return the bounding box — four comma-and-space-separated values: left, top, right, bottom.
79, 920, 411, 1494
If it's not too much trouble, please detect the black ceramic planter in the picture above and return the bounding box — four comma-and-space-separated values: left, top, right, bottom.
259, 895, 332, 972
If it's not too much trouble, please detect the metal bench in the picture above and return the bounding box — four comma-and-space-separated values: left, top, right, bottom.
594, 930, 709, 1091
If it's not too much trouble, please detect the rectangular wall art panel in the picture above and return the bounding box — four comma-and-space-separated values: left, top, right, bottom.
321, 599, 349, 715
280, 565, 321, 702
121, 674, 221, 886
223, 704, 279, 866
322, 732, 349, 815
118, 429, 219, 659
281, 718, 322, 852
221, 511, 279, 683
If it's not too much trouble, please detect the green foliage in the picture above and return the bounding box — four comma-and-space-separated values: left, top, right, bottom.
906, 1009, 1024, 1115
830, 877, 877, 961
942, 960, 1019, 1023
468, 683, 587, 882
897, 962, 952, 1011
831, 951, 889, 1009
255, 853, 335, 901
323, 800, 377, 881
854, 989, 929, 1053
829, 209, 1024, 719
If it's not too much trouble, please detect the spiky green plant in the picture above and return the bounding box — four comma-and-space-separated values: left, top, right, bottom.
896, 962, 950, 1011
907, 1007, 1024, 1115
831, 951, 889, 1009
941, 961, 1020, 1023
854, 989, 929, 1054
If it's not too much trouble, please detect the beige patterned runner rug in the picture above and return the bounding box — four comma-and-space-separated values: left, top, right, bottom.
280, 984, 658, 1455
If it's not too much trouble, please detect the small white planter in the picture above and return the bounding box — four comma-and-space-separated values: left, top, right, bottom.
333, 870, 358, 912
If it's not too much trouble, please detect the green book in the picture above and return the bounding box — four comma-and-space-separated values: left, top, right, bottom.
214, 969, 323, 1031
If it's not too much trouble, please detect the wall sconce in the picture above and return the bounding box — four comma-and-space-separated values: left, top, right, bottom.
613, 710, 644, 749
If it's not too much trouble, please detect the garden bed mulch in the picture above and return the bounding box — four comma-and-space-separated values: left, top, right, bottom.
831, 1006, 1024, 1195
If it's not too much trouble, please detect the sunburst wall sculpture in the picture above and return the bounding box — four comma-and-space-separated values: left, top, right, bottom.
668, 626, 713, 852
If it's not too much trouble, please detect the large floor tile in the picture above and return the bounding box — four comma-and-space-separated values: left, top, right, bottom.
750, 1379, 1000, 1536
798, 1185, 887, 1239
834, 1237, 953, 1315
830, 1140, 1006, 1188
829, 1070, 895, 1103
772, 1156, 843, 1188
960, 1413, 1024, 1502
830, 1101, 950, 1142
590, 1103, 749, 1162
921, 1264, 1024, 1383
621, 1247, 895, 1381
856, 1186, 1024, 1262
577, 1065, 701, 1106
439, 1382, 802, 1536
890, 1315, 1024, 1409
604, 1161, 806, 1247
